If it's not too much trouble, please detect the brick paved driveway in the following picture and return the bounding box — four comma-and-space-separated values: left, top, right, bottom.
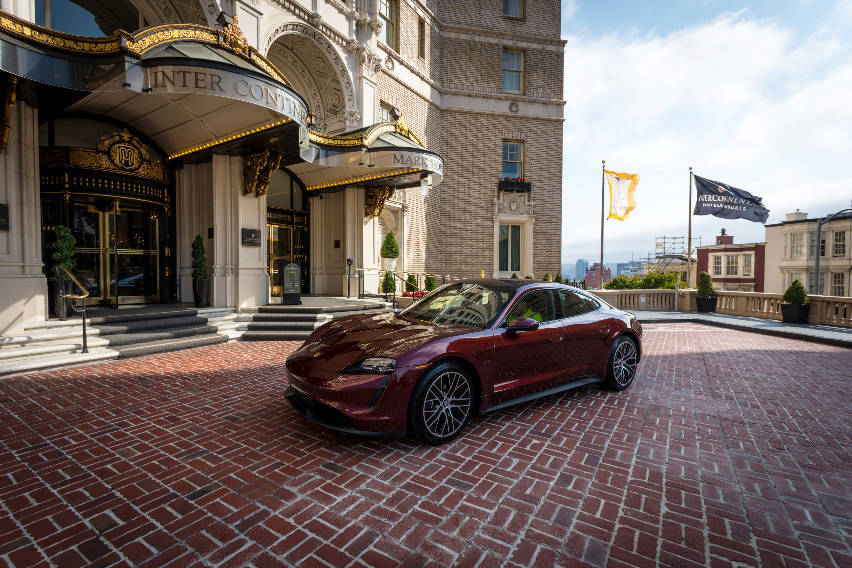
1, 323, 850, 568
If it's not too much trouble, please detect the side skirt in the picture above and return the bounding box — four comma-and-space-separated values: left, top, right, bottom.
483, 377, 602, 414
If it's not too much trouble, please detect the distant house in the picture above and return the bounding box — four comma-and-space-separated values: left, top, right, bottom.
696, 229, 765, 292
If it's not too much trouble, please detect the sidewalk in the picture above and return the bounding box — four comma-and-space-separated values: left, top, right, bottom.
635, 311, 852, 347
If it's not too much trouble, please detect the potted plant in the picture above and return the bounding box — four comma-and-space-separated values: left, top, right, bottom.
381, 272, 395, 295
696, 271, 717, 313
406, 273, 418, 292
781, 279, 809, 323
381, 231, 400, 271
191, 234, 210, 308
424, 274, 436, 291
49, 225, 76, 320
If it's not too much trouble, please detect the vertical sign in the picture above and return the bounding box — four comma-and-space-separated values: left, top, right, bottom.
283, 262, 301, 305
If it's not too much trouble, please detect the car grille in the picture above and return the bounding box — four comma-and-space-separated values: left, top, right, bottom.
285, 387, 352, 429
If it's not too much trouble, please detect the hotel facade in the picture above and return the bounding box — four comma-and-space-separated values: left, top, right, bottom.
0, 0, 564, 335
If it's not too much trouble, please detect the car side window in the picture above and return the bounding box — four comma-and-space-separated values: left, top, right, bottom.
557, 290, 599, 318
506, 289, 558, 325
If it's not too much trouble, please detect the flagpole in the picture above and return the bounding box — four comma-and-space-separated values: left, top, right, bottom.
687, 166, 693, 287
600, 160, 605, 289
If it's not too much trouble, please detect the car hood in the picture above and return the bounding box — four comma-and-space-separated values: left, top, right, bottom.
286, 312, 474, 375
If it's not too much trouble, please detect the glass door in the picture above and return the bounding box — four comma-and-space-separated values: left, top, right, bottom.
111, 204, 160, 303
70, 203, 104, 299
268, 224, 293, 297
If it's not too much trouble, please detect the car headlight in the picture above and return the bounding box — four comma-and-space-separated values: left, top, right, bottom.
343, 357, 397, 374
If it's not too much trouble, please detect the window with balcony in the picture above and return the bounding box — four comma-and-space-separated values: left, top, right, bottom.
713, 255, 722, 276
726, 255, 738, 276
499, 224, 521, 272
503, 0, 523, 18
742, 253, 752, 277
834, 231, 846, 257
789, 233, 803, 258
831, 272, 845, 296
502, 141, 523, 179
379, 0, 397, 51
502, 49, 523, 93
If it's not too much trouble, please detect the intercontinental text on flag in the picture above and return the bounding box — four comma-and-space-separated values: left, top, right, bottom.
693, 175, 769, 223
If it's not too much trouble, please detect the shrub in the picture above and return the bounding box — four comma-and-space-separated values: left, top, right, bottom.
543, 273, 552, 282
406, 273, 418, 292
782, 279, 808, 304
639, 271, 687, 290
191, 235, 208, 280
697, 271, 715, 298
424, 274, 436, 290
380, 231, 400, 258
554, 273, 564, 283
51, 225, 76, 281
381, 272, 395, 293
524, 274, 533, 279
510, 273, 518, 279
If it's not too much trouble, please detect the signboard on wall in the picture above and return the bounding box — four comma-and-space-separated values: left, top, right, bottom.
241, 228, 260, 247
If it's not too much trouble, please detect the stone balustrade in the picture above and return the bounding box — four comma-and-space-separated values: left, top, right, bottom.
588, 288, 851, 328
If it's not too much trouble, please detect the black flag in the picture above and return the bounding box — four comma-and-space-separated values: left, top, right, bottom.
693, 175, 769, 223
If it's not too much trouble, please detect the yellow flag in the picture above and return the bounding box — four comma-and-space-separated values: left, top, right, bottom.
605, 170, 640, 220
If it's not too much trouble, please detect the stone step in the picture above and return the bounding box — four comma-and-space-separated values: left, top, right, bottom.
250, 313, 331, 322
257, 303, 381, 314
114, 333, 228, 358
0, 347, 118, 376
94, 316, 209, 336
98, 325, 219, 347
0, 336, 110, 361
244, 321, 319, 332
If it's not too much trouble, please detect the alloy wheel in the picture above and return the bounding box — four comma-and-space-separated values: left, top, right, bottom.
421, 370, 472, 439
612, 339, 638, 386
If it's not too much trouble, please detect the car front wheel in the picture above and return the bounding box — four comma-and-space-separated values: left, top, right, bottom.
603, 336, 638, 391
409, 362, 474, 445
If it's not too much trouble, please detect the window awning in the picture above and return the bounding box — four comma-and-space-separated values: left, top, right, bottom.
0, 11, 310, 160
288, 119, 444, 192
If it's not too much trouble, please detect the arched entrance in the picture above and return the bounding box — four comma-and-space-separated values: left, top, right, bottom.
264, 24, 357, 134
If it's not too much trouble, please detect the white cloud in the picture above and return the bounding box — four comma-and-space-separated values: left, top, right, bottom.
561, 9, 852, 262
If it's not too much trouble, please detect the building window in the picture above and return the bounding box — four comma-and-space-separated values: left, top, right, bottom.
503, 0, 523, 18
502, 141, 523, 179
831, 272, 845, 296
808, 232, 817, 258
726, 255, 738, 276
379, 0, 397, 51
418, 18, 426, 59
789, 272, 802, 288
502, 49, 523, 93
379, 103, 394, 123
713, 255, 722, 276
834, 231, 846, 257
808, 272, 825, 295
499, 224, 521, 272
789, 232, 803, 258
742, 253, 752, 277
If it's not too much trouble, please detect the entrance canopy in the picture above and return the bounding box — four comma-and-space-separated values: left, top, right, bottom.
291, 118, 444, 192
0, 11, 309, 160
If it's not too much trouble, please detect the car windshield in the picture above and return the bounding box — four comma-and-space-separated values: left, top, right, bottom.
401, 282, 513, 328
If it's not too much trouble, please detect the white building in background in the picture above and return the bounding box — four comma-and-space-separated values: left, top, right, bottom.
764, 210, 852, 296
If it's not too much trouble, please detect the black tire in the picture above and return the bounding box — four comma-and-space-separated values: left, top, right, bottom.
409, 361, 474, 445
603, 335, 639, 391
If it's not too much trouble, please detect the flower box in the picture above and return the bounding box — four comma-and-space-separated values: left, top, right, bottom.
498, 179, 531, 192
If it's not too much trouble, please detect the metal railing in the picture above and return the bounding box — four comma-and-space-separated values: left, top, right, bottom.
60, 267, 90, 353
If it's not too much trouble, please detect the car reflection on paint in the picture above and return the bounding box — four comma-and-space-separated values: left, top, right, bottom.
284, 279, 642, 445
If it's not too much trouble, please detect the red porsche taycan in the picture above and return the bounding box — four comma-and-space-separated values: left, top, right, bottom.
285, 279, 642, 445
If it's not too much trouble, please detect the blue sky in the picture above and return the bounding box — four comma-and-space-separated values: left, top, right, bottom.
560, 0, 852, 264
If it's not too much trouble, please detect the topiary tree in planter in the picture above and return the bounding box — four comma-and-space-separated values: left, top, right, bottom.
424, 274, 436, 291
50, 225, 76, 320
510, 272, 518, 279
554, 273, 564, 283
381, 272, 396, 294
191, 234, 210, 307
406, 273, 418, 292
781, 279, 809, 323
543, 273, 552, 282
380, 231, 400, 270
696, 271, 717, 313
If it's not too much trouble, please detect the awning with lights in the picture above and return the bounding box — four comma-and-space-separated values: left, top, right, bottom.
0, 11, 310, 161
289, 118, 444, 192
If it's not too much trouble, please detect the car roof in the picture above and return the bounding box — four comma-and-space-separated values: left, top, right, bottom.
447, 278, 579, 291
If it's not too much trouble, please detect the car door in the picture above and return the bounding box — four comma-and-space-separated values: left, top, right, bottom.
556, 289, 612, 378
490, 288, 566, 403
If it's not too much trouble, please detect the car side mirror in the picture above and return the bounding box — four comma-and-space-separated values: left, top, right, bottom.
506, 317, 540, 336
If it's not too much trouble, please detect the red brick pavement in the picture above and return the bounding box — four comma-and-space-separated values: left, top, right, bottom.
0, 323, 850, 567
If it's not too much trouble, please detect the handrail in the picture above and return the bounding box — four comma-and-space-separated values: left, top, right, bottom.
59, 267, 89, 353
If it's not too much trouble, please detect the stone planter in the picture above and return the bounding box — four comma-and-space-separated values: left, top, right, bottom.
696, 296, 717, 313
192, 278, 210, 308
781, 303, 810, 324
382, 257, 397, 271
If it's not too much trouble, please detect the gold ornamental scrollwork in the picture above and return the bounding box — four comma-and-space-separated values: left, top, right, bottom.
221, 13, 249, 56
1, 74, 17, 154
365, 187, 394, 218
243, 151, 282, 198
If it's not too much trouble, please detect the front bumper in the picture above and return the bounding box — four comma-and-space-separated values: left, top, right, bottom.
284, 385, 405, 438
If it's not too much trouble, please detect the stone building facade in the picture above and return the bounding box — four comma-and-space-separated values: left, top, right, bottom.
696, 229, 766, 292
0, 0, 564, 336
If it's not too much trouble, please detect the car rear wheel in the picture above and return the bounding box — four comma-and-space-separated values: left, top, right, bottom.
409, 362, 474, 445
603, 336, 638, 391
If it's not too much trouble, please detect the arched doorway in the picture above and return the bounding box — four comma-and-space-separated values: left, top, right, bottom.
264, 25, 357, 134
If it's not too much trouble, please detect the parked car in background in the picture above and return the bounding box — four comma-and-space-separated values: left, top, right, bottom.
285, 279, 642, 445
